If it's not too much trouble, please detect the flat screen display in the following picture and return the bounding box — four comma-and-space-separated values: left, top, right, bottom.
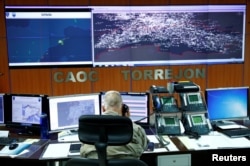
205, 87, 249, 121
92, 5, 246, 67
48, 93, 100, 133
0, 94, 5, 125
11, 95, 42, 124
4, 93, 49, 134
100, 92, 150, 127
5, 6, 92, 67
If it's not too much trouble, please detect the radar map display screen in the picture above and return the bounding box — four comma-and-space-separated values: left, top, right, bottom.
5, 6, 92, 67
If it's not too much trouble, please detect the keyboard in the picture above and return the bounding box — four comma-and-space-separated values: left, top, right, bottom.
0, 137, 18, 145
221, 128, 250, 138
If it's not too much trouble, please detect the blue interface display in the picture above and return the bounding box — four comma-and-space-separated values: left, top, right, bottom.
205, 87, 249, 121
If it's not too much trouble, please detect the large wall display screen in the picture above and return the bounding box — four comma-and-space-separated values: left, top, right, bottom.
92, 5, 246, 67
5, 6, 92, 67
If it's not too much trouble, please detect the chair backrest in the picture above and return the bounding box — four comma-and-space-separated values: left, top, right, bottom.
69, 114, 148, 166
78, 115, 133, 146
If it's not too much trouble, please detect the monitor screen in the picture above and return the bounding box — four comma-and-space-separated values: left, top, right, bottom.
100, 92, 150, 127
92, 5, 246, 67
205, 87, 249, 121
5, 6, 92, 67
188, 94, 199, 102
187, 92, 203, 104
164, 117, 176, 125
48, 93, 101, 133
191, 115, 203, 124
0, 94, 5, 125
161, 97, 174, 105
4, 94, 49, 134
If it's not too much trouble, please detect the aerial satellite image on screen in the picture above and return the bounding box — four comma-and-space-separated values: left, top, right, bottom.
93, 12, 244, 65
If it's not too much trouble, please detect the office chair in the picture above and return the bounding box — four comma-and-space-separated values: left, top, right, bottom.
65, 115, 148, 166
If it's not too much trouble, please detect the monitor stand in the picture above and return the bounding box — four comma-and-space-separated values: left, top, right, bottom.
215, 120, 236, 126
57, 129, 79, 142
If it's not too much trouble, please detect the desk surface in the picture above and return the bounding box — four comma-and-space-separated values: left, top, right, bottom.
1, 123, 250, 166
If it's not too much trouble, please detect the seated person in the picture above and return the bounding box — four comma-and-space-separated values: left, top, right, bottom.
80, 90, 149, 159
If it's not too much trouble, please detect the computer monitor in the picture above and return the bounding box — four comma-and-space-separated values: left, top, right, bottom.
4, 93, 49, 134
205, 86, 249, 122
0, 93, 5, 125
48, 93, 101, 133
100, 92, 150, 128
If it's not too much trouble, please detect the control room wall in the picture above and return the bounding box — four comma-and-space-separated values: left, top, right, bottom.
0, 0, 249, 96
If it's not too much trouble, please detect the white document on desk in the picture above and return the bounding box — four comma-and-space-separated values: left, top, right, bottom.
0, 130, 9, 137
41, 143, 71, 159
162, 136, 179, 152
178, 131, 250, 150
147, 135, 159, 143
146, 135, 179, 152
146, 135, 168, 153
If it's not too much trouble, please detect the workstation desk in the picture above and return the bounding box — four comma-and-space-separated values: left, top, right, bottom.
0, 129, 49, 166
1, 125, 250, 166
141, 136, 250, 166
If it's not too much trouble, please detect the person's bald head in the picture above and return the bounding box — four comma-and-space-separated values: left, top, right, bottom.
102, 90, 123, 115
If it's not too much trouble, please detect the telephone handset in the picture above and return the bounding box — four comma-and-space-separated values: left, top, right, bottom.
179, 92, 207, 112
182, 113, 212, 135
153, 95, 179, 112
150, 85, 168, 93
152, 95, 161, 112
156, 115, 184, 135
122, 103, 129, 116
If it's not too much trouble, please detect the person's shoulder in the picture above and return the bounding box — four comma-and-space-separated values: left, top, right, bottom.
132, 122, 146, 132
132, 122, 141, 128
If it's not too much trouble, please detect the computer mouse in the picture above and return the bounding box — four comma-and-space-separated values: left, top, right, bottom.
9, 143, 19, 150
